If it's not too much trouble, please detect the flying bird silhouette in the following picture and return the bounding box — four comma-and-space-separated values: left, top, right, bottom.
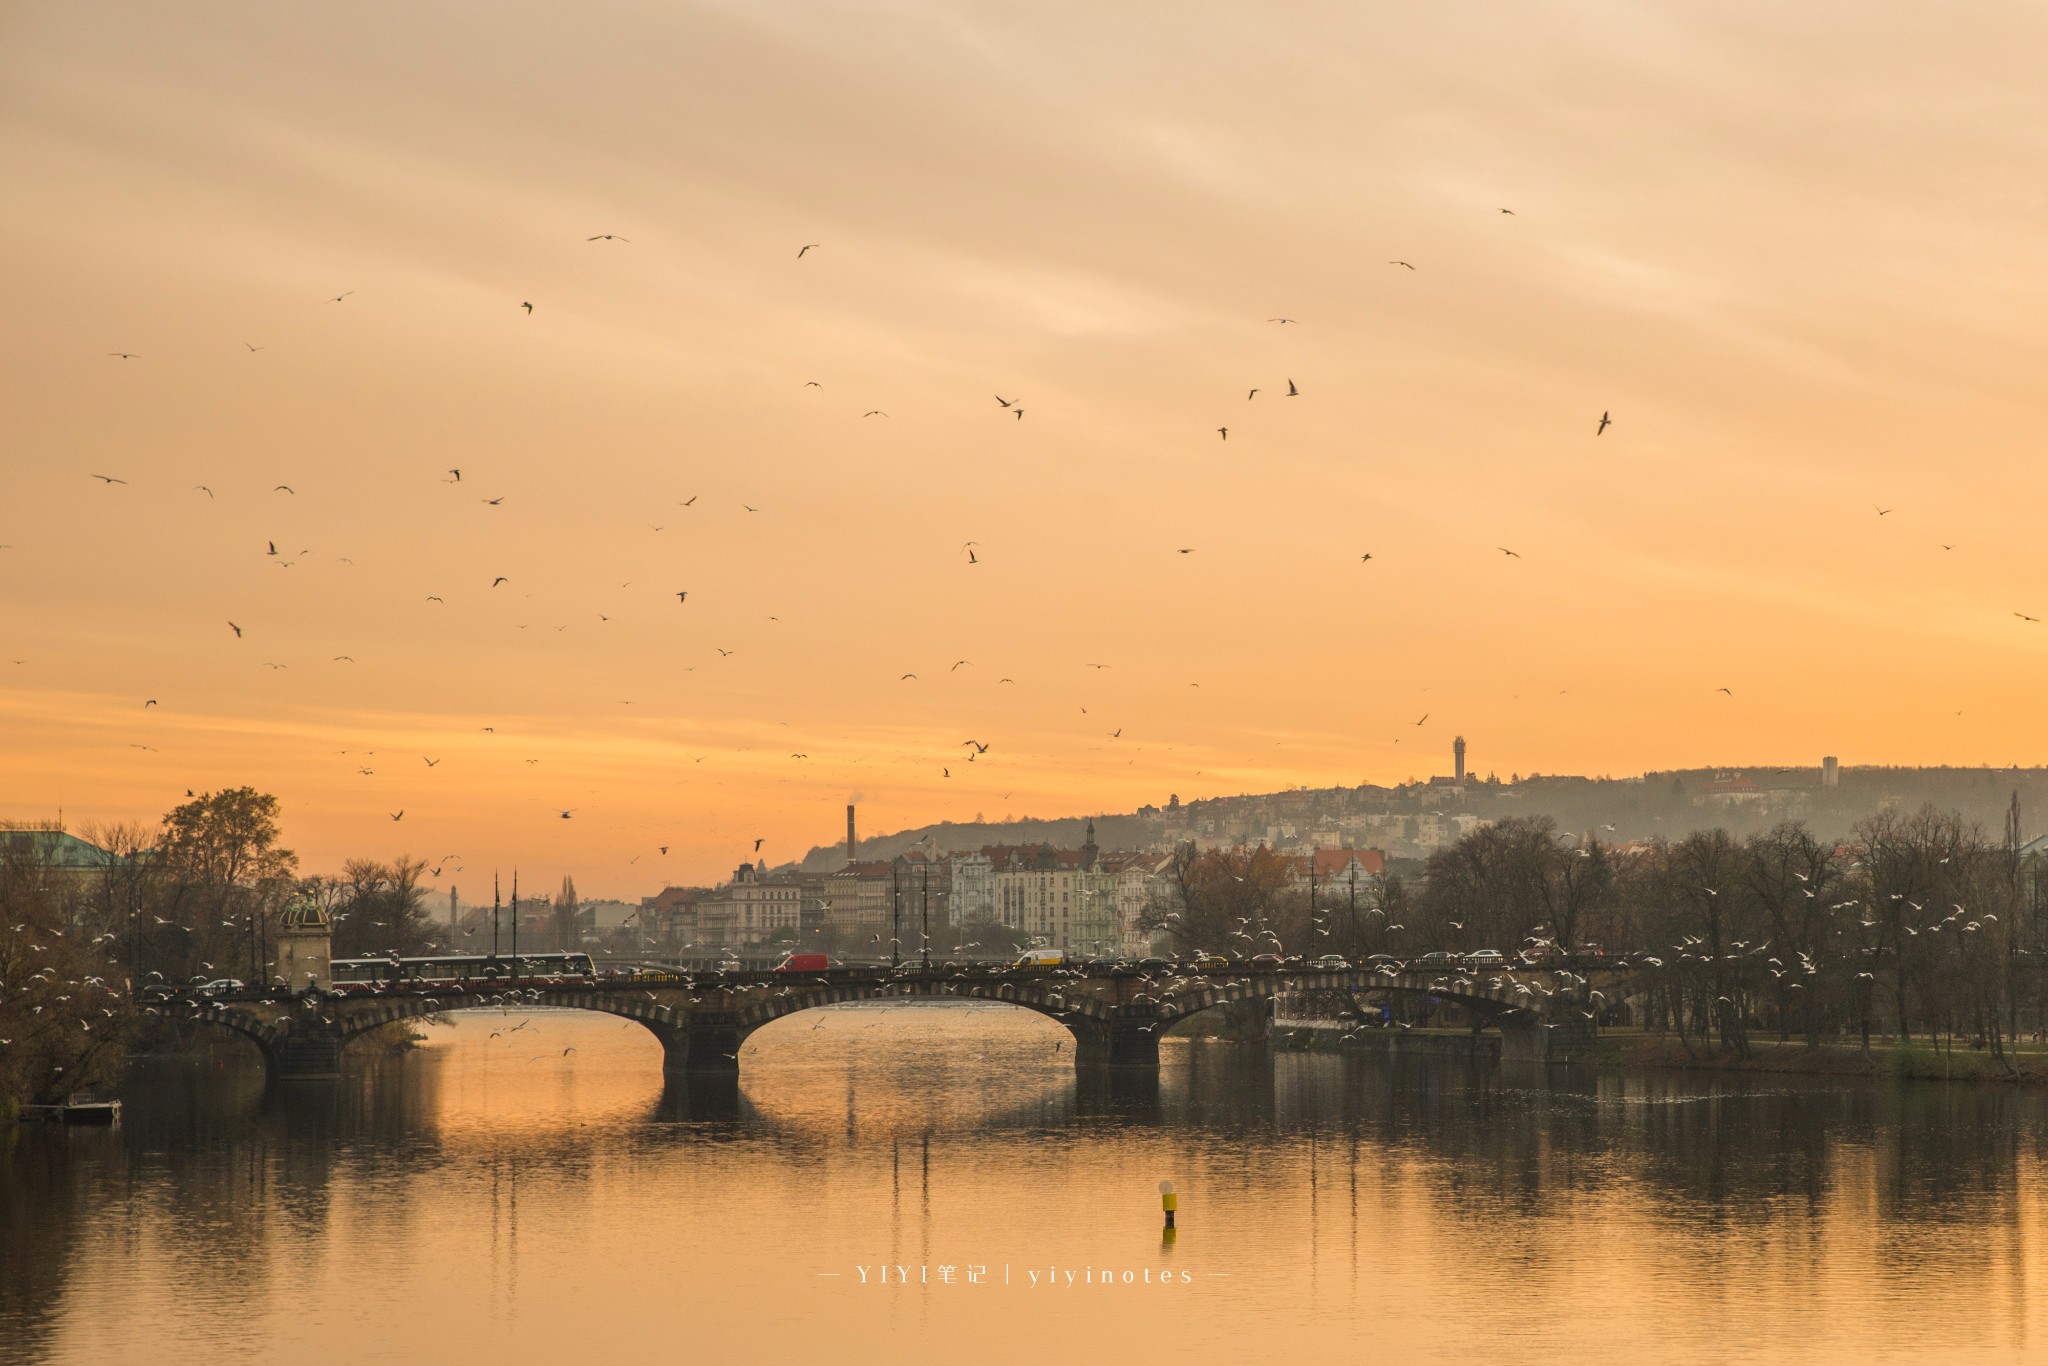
491, 577, 508, 587
227, 622, 242, 638
1388, 261, 1415, 269
328, 291, 353, 302
90, 474, 126, 484
797, 244, 818, 257
1217, 427, 1228, 440
1498, 547, 1521, 558
587, 234, 629, 242
1596, 411, 1611, 435
1286, 378, 1299, 396
520, 302, 532, 313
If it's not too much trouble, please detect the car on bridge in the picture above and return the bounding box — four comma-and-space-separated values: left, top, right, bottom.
1182, 953, 1230, 971
1313, 955, 1351, 969
1463, 949, 1506, 970
1416, 951, 1457, 970
197, 978, 247, 998
1015, 948, 1066, 970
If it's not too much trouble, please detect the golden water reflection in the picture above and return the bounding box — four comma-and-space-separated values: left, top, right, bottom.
5, 1002, 2048, 1365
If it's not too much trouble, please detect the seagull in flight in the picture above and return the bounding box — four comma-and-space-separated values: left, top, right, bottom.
1360, 552, 1373, 562
108, 352, 139, 360
195, 485, 213, 497
491, 576, 508, 587
587, 234, 629, 242
676, 591, 688, 602
797, 244, 818, 257
1247, 388, 1259, 399
2016, 612, 2040, 623
1286, 378, 1298, 396
274, 485, 295, 494
520, 302, 533, 313
1388, 261, 1415, 270
900, 673, 918, 680
951, 659, 971, 670
1217, 427, 1228, 440
1268, 317, 1296, 324
1875, 505, 1893, 517
996, 395, 1015, 408
328, 291, 353, 302
863, 410, 887, 418
1715, 687, 1733, 696
90, 474, 126, 484
390, 811, 404, 822
1596, 411, 1611, 435
1498, 547, 1521, 558
227, 622, 243, 638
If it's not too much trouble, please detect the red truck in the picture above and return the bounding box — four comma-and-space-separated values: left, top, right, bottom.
773, 952, 831, 974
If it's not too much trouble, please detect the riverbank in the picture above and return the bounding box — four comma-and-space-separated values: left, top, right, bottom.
1271, 1019, 2048, 1084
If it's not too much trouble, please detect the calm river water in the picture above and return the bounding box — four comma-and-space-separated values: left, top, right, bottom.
6, 1003, 2048, 1365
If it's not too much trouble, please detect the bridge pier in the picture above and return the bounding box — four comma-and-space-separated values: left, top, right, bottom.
272, 1018, 345, 1081
1073, 1015, 1164, 1069
660, 1012, 749, 1076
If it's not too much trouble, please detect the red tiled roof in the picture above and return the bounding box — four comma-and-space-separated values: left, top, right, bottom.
1310, 848, 1385, 877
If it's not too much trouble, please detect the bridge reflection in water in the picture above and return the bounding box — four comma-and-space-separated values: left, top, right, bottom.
182, 961, 1640, 1084
15, 1002, 2048, 1366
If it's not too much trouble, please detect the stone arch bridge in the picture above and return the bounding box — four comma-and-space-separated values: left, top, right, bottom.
182, 962, 1648, 1082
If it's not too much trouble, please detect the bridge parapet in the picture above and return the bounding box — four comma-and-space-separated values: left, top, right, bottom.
169, 960, 1646, 1082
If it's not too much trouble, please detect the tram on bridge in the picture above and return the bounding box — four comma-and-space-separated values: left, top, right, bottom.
329, 951, 597, 990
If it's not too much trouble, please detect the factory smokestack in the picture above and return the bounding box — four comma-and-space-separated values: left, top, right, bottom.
847, 803, 858, 865
1454, 735, 1467, 784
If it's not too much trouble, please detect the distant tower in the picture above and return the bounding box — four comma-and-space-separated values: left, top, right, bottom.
274, 897, 332, 992
1454, 736, 1467, 783
1822, 755, 1839, 789
847, 803, 858, 865
1082, 818, 1099, 870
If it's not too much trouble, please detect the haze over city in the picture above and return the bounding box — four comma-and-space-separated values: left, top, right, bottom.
9, 1, 2048, 895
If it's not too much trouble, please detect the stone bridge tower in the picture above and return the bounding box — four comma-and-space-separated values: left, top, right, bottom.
274, 897, 332, 991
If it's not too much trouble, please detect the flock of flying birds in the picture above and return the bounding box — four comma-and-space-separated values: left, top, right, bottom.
26, 221, 2004, 879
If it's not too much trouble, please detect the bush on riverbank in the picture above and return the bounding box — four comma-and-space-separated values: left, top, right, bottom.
1602, 1033, 2040, 1084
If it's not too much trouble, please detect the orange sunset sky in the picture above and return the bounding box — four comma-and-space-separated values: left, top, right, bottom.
6, 1, 2048, 897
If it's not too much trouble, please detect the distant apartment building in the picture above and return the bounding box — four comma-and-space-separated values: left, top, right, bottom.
1104, 850, 1176, 954
687, 860, 805, 947
948, 850, 995, 923
989, 822, 1118, 951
